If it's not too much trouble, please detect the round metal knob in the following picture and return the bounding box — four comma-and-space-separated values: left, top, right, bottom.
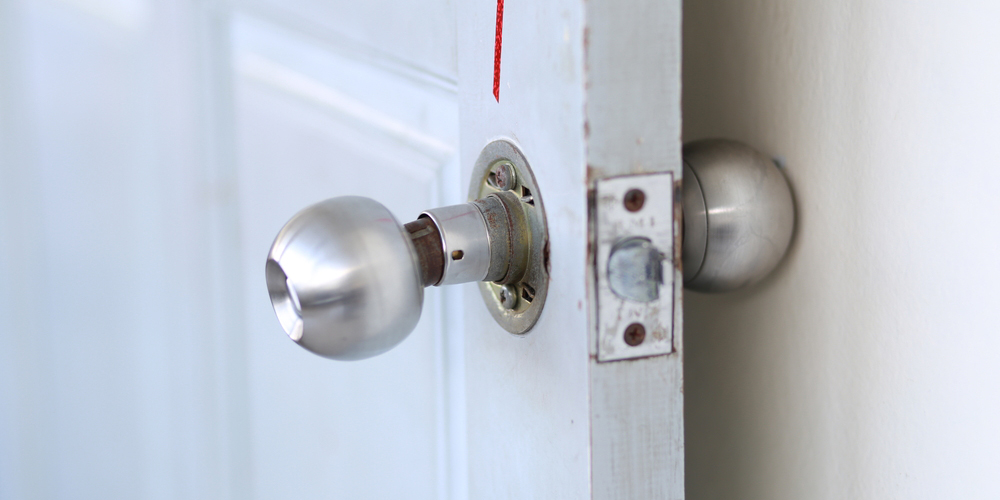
265, 196, 423, 360
266, 192, 535, 360
682, 139, 795, 292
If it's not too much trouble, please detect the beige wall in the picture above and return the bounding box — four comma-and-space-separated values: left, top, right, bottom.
683, 2, 1000, 499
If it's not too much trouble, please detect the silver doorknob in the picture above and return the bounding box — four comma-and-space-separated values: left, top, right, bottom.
682, 139, 795, 292
266, 192, 534, 360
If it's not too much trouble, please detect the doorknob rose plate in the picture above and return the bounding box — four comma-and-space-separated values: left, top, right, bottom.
469, 140, 550, 335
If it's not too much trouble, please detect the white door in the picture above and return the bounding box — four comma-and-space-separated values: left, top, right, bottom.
456, 2, 684, 499
0, 0, 684, 498
231, 3, 462, 499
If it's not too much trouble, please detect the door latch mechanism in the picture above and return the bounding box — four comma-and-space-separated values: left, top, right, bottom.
593, 138, 795, 362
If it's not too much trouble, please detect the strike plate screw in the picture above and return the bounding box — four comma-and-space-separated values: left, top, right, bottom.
624, 189, 645, 212
499, 284, 519, 310
624, 323, 646, 346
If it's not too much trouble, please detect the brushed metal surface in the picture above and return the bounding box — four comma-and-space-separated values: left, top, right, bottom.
682, 161, 708, 281
265, 196, 423, 360
422, 203, 491, 285
683, 139, 795, 292
608, 237, 664, 303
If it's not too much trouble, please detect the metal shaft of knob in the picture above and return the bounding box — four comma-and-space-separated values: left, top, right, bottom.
414, 192, 528, 287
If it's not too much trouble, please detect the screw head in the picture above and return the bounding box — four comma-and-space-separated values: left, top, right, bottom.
623, 189, 645, 212
623, 323, 646, 346
498, 284, 519, 310
494, 162, 516, 191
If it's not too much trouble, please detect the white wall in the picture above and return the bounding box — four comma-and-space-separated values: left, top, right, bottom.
683, 2, 1000, 499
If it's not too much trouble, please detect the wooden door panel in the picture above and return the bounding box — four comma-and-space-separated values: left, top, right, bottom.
457, 2, 595, 497
238, 0, 457, 81
231, 13, 459, 499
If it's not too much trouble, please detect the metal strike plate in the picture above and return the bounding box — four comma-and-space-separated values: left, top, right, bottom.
594, 172, 675, 362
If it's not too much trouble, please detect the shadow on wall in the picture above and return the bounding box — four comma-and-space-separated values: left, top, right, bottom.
682, 5, 813, 499
683, 1, 1000, 500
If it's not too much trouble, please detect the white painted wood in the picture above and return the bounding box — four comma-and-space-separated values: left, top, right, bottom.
585, 2, 684, 498
238, 0, 457, 82
0, 1, 240, 497
0, 0, 463, 498
457, 1, 683, 498
231, 12, 460, 498
457, 2, 590, 497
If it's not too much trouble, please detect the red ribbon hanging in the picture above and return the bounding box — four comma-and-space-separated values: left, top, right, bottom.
493, 0, 504, 102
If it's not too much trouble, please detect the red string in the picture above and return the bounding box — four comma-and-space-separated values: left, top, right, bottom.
493, 0, 504, 102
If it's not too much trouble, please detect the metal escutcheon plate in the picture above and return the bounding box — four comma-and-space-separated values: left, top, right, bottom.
469, 140, 549, 335
594, 173, 676, 361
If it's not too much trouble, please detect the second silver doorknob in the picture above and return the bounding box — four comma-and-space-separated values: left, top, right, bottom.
682, 139, 795, 292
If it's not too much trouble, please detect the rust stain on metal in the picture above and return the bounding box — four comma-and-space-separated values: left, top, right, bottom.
500, 193, 518, 284
543, 239, 551, 274
404, 217, 444, 286
482, 200, 505, 227
623, 323, 645, 346
586, 187, 597, 268
623, 188, 645, 212
651, 325, 668, 342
